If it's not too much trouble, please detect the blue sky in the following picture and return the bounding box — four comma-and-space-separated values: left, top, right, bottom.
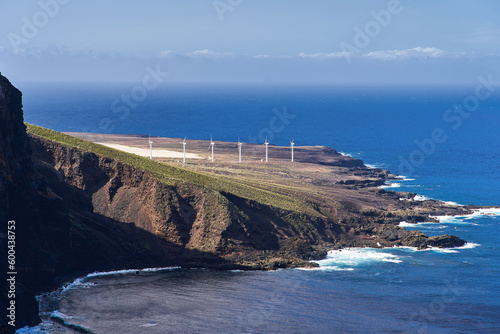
1, 0, 500, 84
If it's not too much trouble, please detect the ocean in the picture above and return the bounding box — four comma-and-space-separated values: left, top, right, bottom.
17, 82, 500, 333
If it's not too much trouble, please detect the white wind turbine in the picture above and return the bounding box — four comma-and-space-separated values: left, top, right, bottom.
238, 138, 242, 163
181, 137, 187, 164
264, 137, 269, 163
290, 139, 295, 162
209, 135, 215, 162
149, 134, 153, 160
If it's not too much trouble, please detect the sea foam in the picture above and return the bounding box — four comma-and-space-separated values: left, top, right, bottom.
15, 325, 48, 334
140, 322, 158, 328
403, 192, 465, 206
442, 200, 463, 206
311, 248, 403, 271
61, 266, 181, 293
379, 182, 401, 189
414, 194, 430, 201
398, 221, 447, 230
391, 242, 480, 254
394, 175, 415, 181
471, 208, 500, 216
433, 208, 500, 225
61, 278, 96, 293
86, 266, 181, 278
400, 205, 500, 229
365, 164, 379, 169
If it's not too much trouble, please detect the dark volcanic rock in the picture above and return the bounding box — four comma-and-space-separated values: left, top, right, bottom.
0, 74, 35, 222
1, 74, 77, 331
336, 179, 386, 188
1, 74, 55, 331
397, 231, 466, 249
428, 235, 466, 248
298, 146, 365, 168
398, 230, 430, 249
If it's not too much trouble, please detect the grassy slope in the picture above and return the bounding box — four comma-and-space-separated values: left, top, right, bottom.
26, 124, 321, 217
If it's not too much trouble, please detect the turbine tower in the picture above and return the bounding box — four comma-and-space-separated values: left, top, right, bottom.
210, 135, 215, 162
264, 137, 269, 163
290, 139, 295, 162
181, 137, 187, 164
238, 138, 242, 163
149, 134, 153, 160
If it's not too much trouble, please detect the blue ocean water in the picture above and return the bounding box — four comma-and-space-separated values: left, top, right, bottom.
18, 83, 500, 333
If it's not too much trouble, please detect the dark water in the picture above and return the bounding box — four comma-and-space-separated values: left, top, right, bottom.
17, 83, 500, 333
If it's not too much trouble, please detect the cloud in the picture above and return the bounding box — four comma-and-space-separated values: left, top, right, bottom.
188, 49, 234, 57
166, 47, 465, 61
3, 45, 482, 66
3, 45, 123, 60
160, 49, 234, 58
298, 52, 352, 59
245, 48, 463, 61
362, 47, 462, 60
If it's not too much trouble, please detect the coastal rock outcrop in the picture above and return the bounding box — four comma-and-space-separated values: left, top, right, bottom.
428, 234, 466, 248
0, 74, 470, 331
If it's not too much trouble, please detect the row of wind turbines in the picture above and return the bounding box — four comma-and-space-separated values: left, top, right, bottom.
149, 135, 295, 164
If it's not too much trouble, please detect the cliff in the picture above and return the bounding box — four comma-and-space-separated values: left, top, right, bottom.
1, 74, 471, 332
1, 76, 228, 332
28, 133, 336, 267
27, 126, 471, 259
0, 74, 71, 332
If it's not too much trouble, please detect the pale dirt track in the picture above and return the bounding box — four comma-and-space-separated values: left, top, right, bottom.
97, 143, 202, 159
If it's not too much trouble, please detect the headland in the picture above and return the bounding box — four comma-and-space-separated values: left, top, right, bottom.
0, 73, 483, 331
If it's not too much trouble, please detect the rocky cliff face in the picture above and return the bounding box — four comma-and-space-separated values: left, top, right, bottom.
29, 134, 466, 263
0, 74, 35, 222
0, 76, 203, 332
30, 135, 338, 266
0, 74, 467, 332
1, 74, 68, 332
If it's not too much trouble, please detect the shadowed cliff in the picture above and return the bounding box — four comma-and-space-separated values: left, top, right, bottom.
1, 74, 68, 332
0, 75, 235, 332
0, 74, 471, 332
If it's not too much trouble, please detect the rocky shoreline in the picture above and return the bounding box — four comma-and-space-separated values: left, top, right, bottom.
0, 74, 483, 332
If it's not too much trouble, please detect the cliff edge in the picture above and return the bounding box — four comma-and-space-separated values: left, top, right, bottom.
1, 75, 471, 332
1, 74, 70, 332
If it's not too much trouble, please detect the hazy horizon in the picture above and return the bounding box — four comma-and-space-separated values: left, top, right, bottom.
1, 1, 500, 85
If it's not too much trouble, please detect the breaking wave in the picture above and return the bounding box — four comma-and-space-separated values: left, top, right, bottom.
392, 242, 480, 254
61, 266, 181, 293
380, 182, 401, 189
310, 248, 403, 271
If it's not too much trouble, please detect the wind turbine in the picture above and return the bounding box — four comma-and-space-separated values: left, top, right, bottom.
290, 139, 295, 162
149, 134, 153, 160
264, 137, 269, 163
209, 135, 215, 162
181, 137, 187, 164
238, 138, 242, 163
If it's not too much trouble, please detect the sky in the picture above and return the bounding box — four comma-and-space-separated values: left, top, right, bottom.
1, 0, 500, 84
